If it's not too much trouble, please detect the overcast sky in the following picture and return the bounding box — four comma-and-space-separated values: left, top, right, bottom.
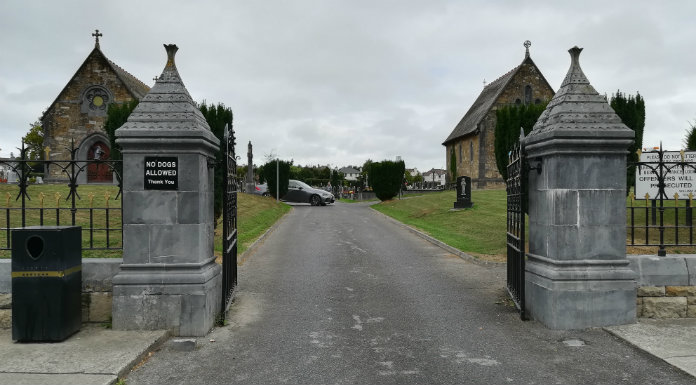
1, 1, 695, 172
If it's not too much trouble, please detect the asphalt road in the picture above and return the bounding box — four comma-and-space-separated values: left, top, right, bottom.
126, 201, 695, 384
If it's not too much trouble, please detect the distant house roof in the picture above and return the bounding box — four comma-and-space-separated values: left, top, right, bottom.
339, 167, 360, 174
423, 168, 446, 176
442, 55, 552, 145
41, 45, 150, 121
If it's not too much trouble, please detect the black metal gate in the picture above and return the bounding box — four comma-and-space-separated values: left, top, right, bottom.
506, 141, 526, 320
221, 123, 238, 313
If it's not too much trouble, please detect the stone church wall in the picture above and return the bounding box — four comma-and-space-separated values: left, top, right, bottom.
446, 60, 554, 190
42, 50, 139, 181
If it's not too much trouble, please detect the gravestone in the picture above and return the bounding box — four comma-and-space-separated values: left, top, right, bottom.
523, 47, 636, 329
111, 44, 221, 336
453, 176, 473, 209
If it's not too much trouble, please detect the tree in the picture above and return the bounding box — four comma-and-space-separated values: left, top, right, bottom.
330, 169, 341, 194
494, 103, 547, 181
104, 99, 139, 176
368, 160, 405, 201
610, 91, 645, 193
23, 121, 44, 161
262, 159, 291, 199
684, 120, 696, 150
199, 102, 233, 225
361, 159, 373, 189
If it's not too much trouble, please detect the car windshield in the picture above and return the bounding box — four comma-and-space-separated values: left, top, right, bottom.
294, 180, 312, 190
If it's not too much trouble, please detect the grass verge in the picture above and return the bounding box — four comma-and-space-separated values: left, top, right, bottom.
372, 189, 507, 262
0, 184, 290, 259
215, 193, 291, 257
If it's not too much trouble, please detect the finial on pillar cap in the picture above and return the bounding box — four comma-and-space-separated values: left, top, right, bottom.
92, 29, 103, 49
164, 44, 179, 68
524, 40, 531, 58
568, 46, 583, 66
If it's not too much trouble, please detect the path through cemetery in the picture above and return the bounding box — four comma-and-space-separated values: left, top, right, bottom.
126, 202, 694, 384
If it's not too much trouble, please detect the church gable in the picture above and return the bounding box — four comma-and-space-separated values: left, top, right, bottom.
443, 42, 555, 189
494, 56, 554, 108
41, 31, 149, 182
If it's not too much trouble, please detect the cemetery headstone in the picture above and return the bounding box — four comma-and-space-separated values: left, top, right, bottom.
454, 176, 473, 209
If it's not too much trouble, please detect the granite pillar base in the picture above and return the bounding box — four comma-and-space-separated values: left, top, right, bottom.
525, 254, 636, 329
112, 259, 221, 336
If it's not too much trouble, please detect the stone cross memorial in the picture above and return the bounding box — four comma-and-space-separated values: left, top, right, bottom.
454, 176, 473, 209
111, 44, 221, 336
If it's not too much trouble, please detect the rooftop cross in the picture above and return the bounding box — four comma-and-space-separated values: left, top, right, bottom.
524, 40, 531, 58
92, 29, 103, 49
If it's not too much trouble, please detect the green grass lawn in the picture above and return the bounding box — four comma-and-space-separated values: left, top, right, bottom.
372, 189, 507, 261
0, 184, 123, 258
215, 193, 291, 258
0, 184, 290, 260
373, 188, 696, 259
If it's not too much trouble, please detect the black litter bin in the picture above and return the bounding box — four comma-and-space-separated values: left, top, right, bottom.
12, 226, 82, 342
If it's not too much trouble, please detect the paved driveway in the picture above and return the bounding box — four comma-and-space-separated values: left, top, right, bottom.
126, 202, 694, 384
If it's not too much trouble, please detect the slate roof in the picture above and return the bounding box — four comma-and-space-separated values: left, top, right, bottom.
339, 167, 360, 174
442, 55, 552, 146
105, 57, 150, 99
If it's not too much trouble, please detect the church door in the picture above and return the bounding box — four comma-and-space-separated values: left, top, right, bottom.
87, 141, 112, 183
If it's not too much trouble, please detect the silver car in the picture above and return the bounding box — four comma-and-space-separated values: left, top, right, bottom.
283, 180, 334, 206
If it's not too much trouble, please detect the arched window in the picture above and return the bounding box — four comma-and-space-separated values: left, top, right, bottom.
525, 85, 532, 104
470, 142, 474, 162
515, 98, 521, 105
535, 98, 541, 105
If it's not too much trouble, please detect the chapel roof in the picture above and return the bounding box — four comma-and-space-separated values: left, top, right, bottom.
442, 44, 553, 146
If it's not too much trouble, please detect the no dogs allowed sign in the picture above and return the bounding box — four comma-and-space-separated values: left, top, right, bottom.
144, 156, 178, 190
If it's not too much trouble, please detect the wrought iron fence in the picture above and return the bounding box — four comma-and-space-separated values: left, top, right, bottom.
506, 140, 526, 320
221, 123, 238, 313
627, 145, 696, 256
0, 140, 122, 254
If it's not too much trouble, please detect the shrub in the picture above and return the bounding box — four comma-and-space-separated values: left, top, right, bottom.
262, 159, 291, 199
369, 160, 405, 201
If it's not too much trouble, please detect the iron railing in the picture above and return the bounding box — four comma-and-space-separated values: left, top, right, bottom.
627, 145, 696, 256
506, 140, 526, 320
221, 123, 238, 314
0, 140, 122, 253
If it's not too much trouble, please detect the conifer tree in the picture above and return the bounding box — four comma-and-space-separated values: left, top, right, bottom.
494, 103, 546, 180
610, 91, 645, 193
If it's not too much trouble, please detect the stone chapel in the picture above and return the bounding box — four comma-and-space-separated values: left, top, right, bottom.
442, 41, 555, 189
41, 30, 150, 183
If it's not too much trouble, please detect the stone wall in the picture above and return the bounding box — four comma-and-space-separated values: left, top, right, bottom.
636, 286, 696, 318
0, 259, 121, 328
42, 49, 139, 180
629, 255, 696, 319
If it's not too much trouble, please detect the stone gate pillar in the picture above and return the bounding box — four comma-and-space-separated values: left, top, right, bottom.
111, 44, 221, 336
523, 47, 636, 329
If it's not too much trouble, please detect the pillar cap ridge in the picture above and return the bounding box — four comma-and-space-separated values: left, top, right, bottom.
526, 46, 632, 142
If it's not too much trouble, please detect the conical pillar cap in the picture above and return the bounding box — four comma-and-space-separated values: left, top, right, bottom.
526, 46, 632, 143
117, 44, 214, 136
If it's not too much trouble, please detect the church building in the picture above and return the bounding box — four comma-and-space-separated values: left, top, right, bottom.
41, 30, 150, 183
442, 41, 555, 189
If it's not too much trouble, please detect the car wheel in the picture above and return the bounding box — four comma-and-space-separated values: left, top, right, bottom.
310, 194, 321, 206
262, 192, 269, 197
